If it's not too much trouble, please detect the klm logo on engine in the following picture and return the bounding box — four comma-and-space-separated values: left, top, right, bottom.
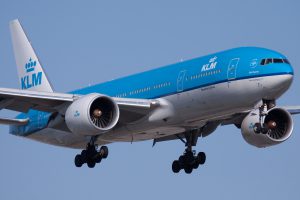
201, 56, 218, 72
74, 110, 80, 117
21, 58, 42, 89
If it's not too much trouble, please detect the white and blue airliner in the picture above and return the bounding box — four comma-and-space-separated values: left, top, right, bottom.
1, 19, 299, 174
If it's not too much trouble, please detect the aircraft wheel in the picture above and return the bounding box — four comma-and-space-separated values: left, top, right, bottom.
184, 165, 193, 174
185, 151, 194, 163
100, 146, 109, 159
197, 152, 206, 165
172, 160, 181, 173
74, 154, 83, 167
80, 150, 87, 163
95, 154, 102, 163
193, 161, 200, 169
179, 155, 185, 163
87, 160, 96, 168
81, 150, 87, 157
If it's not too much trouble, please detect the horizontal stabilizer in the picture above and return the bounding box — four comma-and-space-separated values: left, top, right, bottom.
0, 117, 29, 125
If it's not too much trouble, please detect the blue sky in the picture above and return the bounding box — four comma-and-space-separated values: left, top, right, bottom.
0, 0, 300, 199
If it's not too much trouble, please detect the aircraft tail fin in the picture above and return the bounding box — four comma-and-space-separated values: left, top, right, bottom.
9, 19, 53, 92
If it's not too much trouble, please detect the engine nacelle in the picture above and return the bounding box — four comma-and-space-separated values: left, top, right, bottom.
241, 107, 293, 148
65, 93, 120, 136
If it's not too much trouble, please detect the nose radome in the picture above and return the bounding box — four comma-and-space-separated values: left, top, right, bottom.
282, 73, 293, 88
276, 73, 293, 95
263, 73, 293, 100
286, 62, 294, 75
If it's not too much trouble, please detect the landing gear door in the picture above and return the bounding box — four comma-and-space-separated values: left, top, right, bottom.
227, 58, 239, 81
177, 70, 186, 92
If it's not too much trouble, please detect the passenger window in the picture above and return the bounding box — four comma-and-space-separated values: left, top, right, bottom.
260, 59, 266, 65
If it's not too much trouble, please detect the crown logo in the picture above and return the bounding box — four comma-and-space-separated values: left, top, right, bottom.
209, 56, 217, 63
25, 58, 37, 73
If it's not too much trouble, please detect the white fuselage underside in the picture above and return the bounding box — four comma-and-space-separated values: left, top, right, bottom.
26, 74, 292, 149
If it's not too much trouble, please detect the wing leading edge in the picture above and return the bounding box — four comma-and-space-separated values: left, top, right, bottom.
283, 106, 300, 115
0, 87, 158, 124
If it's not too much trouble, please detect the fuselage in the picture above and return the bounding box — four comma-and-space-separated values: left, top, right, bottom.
9, 47, 294, 148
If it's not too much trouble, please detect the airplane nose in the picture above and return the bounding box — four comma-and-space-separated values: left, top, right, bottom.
278, 65, 293, 92
283, 73, 293, 86
280, 62, 294, 87
286, 63, 294, 75
263, 64, 293, 99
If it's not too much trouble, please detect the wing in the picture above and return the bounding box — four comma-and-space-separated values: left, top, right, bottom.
0, 87, 158, 124
282, 106, 300, 115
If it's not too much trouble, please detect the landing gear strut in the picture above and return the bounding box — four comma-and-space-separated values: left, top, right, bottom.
74, 137, 108, 168
253, 99, 276, 134
172, 129, 206, 174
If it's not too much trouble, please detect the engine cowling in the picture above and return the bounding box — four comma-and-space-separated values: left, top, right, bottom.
65, 93, 120, 135
241, 107, 293, 148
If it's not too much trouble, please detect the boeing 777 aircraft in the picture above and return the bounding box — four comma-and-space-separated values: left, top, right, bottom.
1, 19, 299, 174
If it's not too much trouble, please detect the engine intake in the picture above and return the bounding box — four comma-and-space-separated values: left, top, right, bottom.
264, 108, 292, 140
89, 97, 117, 129
241, 107, 293, 148
65, 93, 119, 136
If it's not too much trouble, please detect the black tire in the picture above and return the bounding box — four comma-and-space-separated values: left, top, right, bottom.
95, 155, 102, 163
184, 165, 193, 174
179, 155, 185, 164
185, 151, 195, 164
172, 160, 181, 173
193, 162, 200, 169
81, 150, 87, 156
197, 152, 206, 165
87, 161, 96, 168
74, 154, 83, 167
100, 146, 109, 159
80, 150, 87, 163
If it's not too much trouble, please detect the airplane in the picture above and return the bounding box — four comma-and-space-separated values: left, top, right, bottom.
1, 19, 299, 174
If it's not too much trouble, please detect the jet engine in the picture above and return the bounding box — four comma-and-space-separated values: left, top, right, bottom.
65, 93, 120, 136
241, 107, 293, 148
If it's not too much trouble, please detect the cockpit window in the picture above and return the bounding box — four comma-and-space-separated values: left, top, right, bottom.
266, 58, 273, 64
283, 59, 290, 64
260, 58, 290, 65
273, 58, 282, 63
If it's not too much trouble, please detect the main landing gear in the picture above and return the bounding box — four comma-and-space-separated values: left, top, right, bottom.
172, 149, 206, 174
172, 129, 206, 174
74, 138, 108, 168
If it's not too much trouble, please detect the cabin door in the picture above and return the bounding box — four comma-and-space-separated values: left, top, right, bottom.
227, 58, 239, 81
177, 70, 186, 92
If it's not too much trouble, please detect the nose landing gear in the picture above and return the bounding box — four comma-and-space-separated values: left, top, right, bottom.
254, 99, 276, 135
